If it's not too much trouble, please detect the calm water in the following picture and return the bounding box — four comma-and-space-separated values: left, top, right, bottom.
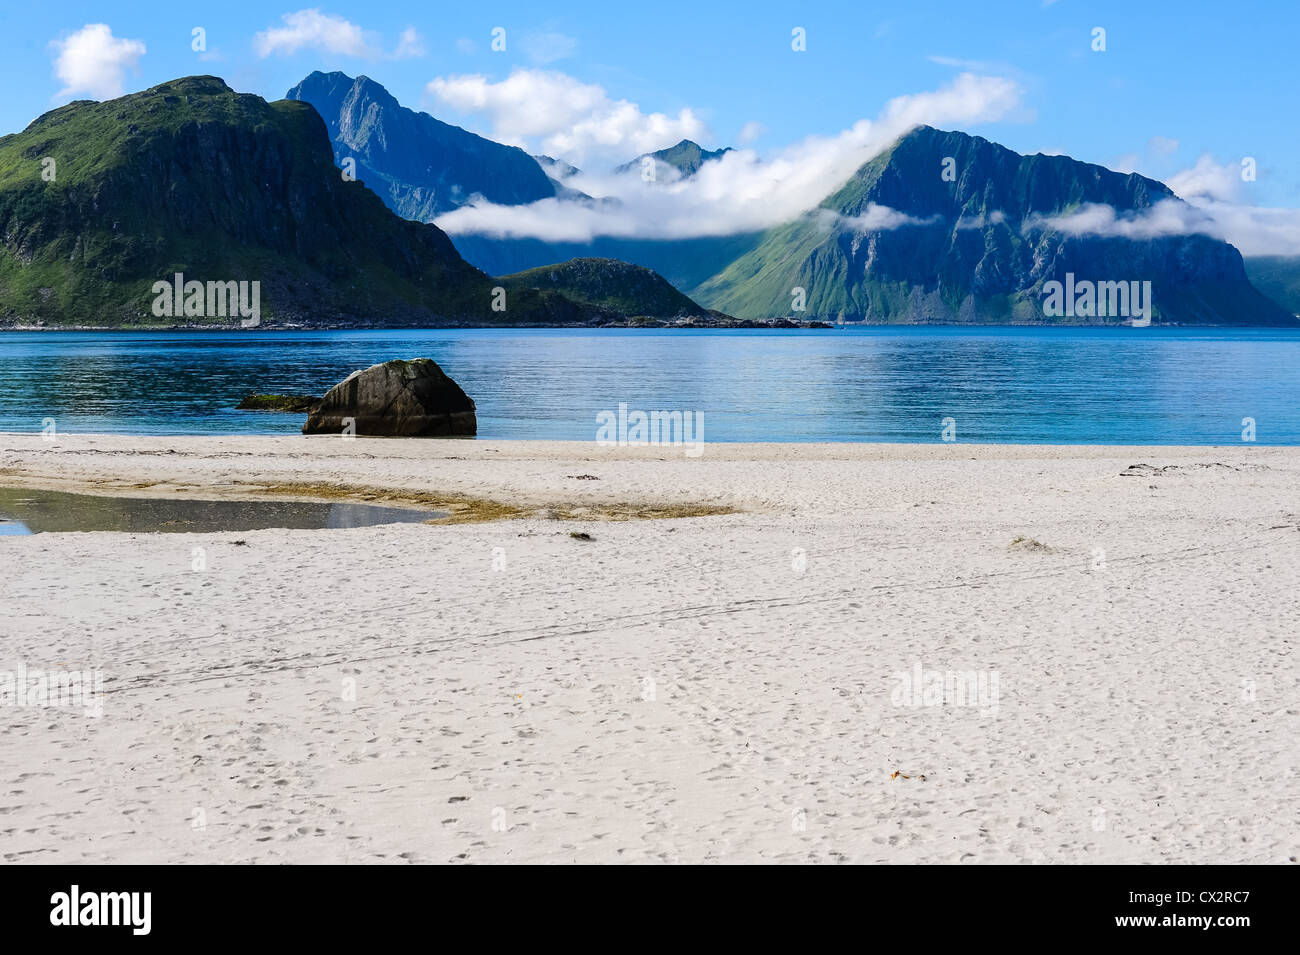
0, 486, 439, 535
1, 327, 1298, 443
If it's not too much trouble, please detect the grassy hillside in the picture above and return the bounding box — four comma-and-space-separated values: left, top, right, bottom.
0, 77, 605, 327
499, 257, 708, 318
1244, 256, 1300, 315
692, 126, 1293, 326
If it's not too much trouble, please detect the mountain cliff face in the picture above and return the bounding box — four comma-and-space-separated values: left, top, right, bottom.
285, 71, 559, 219
0, 76, 626, 326
695, 126, 1291, 324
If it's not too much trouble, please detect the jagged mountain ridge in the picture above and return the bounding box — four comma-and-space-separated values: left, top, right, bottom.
447, 126, 1289, 325
285, 71, 560, 220
614, 139, 733, 180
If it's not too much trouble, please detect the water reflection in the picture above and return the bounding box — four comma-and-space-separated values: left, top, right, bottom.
0, 487, 441, 534
1, 327, 1298, 443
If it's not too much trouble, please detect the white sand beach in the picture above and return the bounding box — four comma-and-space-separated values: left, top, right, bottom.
0, 433, 1295, 864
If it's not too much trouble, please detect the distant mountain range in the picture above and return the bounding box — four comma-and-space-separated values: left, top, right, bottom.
697, 126, 1289, 325
284, 72, 1289, 327
0, 76, 713, 327
283, 71, 1292, 326
2, 70, 1293, 328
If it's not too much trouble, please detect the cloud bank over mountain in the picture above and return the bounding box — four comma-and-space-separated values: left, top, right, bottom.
1093, 148, 1300, 257
1165, 156, 1300, 256
426, 68, 711, 163
433, 72, 1027, 242
1022, 200, 1221, 242
431, 63, 1300, 258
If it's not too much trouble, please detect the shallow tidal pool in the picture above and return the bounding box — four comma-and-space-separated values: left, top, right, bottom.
0, 486, 441, 535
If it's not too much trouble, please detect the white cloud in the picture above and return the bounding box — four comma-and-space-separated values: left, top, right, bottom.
1159, 155, 1300, 256
49, 24, 146, 101
434, 72, 1028, 242
520, 32, 578, 65
1167, 154, 1242, 203
1185, 199, 1300, 257
1023, 199, 1222, 241
736, 120, 765, 145
393, 27, 426, 60
874, 72, 1026, 132
426, 68, 710, 164
254, 9, 377, 58
1021, 191, 1300, 258
253, 11, 428, 61
956, 211, 1007, 229
828, 206, 940, 231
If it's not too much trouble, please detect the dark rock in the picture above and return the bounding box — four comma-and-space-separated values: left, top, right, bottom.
302, 359, 476, 437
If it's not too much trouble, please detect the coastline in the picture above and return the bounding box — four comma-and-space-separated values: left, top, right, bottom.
0, 319, 837, 332
2, 318, 1296, 331
1, 435, 1295, 863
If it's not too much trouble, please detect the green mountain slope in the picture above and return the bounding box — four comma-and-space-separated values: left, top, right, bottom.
1244, 256, 1300, 315
0, 76, 641, 327
692, 126, 1293, 325
498, 258, 709, 318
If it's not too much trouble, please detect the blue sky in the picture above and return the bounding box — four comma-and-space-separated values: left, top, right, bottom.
7, 1, 1297, 248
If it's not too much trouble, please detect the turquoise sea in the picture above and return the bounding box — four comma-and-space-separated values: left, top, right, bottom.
2, 326, 1298, 444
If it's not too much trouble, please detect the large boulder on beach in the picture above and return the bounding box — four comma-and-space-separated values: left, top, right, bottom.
302, 359, 476, 437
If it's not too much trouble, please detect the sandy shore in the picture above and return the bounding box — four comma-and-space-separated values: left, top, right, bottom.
0, 433, 1295, 864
